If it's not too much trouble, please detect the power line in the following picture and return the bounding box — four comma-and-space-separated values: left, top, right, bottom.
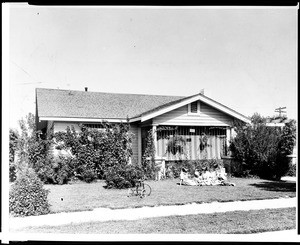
275, 107, 287, 117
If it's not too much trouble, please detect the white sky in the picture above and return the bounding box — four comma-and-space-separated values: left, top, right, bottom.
5, 4, 298, 129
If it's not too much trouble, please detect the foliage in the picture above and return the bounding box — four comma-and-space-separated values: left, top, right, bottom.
36, 155, 77, 185
9, 167, 50, 217
9, 129, 19, 182
9, 129, 19, 162
166, 135, 186, 155
229, 113, 296, 180
54, 122, 133, 183
105, 164, 144, 189
286, 163, 296, 177
141, 129, 156, 179
199, 132, 209, 151
17, 112, 36, 166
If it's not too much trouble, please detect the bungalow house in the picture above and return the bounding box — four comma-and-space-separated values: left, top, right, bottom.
35, 88, 250, 166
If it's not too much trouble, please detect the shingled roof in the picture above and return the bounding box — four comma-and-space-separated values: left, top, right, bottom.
36, 88, 185, 119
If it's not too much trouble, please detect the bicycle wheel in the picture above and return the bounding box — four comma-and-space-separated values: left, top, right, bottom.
141, 183, 151, 197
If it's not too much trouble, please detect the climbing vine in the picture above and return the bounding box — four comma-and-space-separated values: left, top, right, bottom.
142, 129, 156, 179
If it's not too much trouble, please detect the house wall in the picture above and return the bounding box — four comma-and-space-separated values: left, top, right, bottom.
129, 123, 139, 164
152, 101, 234, 126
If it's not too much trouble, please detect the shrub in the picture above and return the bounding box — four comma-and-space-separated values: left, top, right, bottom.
9, 161, 17, 182
105, 164, 144, 189
230, 114, 296, 180
286, 163, 296, 177
32, 154, 76, 185
54, 123, 133, 183
9, 129, 19, 182
52, 156, 77, 184
9, 168, 50, 217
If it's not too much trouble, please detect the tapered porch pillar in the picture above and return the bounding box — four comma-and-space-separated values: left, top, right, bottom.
152, 124, 158, 157
137, 127, 142, 165
226, 126, 232, 155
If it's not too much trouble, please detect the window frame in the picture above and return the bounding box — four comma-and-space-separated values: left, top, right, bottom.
188, 101, 201, 115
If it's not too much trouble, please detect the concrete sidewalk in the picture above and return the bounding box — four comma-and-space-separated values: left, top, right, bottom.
10, 197, 296, 230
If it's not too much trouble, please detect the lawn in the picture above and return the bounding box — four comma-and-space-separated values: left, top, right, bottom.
11, 207, 296, 234
45, 177, 296, 213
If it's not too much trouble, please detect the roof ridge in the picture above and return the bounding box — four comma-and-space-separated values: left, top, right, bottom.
36, 87, 185, 98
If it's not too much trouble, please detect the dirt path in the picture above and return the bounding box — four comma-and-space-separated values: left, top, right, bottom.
10, 197, 296, 230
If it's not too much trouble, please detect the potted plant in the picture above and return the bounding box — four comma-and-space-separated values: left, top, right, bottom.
166, 135, 186, 155
199, 132, 208, 151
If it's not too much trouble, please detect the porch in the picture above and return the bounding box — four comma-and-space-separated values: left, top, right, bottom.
141, 125, 233, 162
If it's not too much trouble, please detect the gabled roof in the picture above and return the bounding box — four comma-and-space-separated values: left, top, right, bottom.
36, 88, 250, 124
36, 88, 184, 119
140, 93, 250, 123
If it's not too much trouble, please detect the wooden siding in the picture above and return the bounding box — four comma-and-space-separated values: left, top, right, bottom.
153, 101, 234, 126
129, 124, 139, 164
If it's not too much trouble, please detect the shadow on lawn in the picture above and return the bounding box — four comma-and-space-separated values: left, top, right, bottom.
249, 181, 296, 192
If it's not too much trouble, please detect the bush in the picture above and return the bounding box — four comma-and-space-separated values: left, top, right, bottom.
9, 161, 17, 182
286, 163, 296, 177
9, 129, 19, 182
105, 164, 144, 189
54, 123, 133, 183
9, 168, 50, 217
32, 155, 76, 185
230, 114, 296, 180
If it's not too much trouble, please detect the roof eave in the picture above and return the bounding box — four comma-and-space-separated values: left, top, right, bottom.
39, 117, 130, 123
140, 93, 251, 124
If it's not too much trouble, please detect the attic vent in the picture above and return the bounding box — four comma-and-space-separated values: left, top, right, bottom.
190, 101, 198, 113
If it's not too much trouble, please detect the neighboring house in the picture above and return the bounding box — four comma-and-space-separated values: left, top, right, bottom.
36, 88, 250, 165
266, 117, 293, 127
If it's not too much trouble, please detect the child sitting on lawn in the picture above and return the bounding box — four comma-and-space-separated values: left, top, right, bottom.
180, 168, 198, 186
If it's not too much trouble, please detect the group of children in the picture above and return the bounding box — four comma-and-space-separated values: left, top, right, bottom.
179, 167, 235, 186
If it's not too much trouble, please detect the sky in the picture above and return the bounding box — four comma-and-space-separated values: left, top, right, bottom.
5, 4, 298, 130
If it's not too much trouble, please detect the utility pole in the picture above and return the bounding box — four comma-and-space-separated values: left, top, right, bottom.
275, 107, 287, 117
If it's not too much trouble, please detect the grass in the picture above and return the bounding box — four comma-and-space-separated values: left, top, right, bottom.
11, 207, 296, 234
44, 177, 296, 213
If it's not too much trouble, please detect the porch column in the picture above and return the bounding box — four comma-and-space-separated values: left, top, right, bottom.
137, 127, 142, 165
226, 127, 232, 155
152, 124, 158, 157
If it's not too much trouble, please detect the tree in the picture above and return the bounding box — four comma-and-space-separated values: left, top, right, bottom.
230, 113, 296, 180
9, 129, 19, 181
17, 112, 37, 169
